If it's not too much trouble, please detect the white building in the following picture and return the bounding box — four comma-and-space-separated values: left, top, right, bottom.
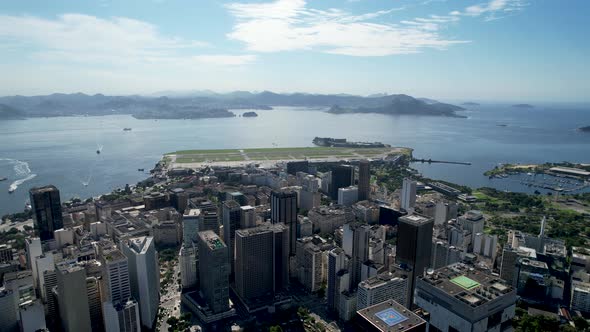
240, 206, 257, 229
357, 271, 409, 310
338, 186, 358, 206
400, 178, 416, 212
25, 238, 42, 291
121, 236, 159, 330
180, 244, 197, 289
183, 209, 201, 245
54, 228, 75, 248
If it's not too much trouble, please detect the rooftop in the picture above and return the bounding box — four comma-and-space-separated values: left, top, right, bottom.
419, 263, 514, 308
357, 300, 426, 332
399, 214, 433, 226
235, 222, 286, 237
199, 230, 226, 250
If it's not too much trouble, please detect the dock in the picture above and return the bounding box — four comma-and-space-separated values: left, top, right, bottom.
411, 158, 471, 166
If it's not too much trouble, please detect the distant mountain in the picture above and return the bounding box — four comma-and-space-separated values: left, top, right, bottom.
0, 91, 465, 119
513, 104, 534, 108
327, 94, 465, 117
462, 102, 480, 106
0, 104, 25, 119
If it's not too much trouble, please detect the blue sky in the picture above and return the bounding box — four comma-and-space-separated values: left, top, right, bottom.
0, 0, 588, 102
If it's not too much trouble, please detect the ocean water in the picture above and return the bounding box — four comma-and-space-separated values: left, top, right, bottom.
1, 104, 589, 214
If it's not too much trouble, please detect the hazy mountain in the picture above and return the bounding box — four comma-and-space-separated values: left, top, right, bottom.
0, 104, 25, 119
462, 102, 480, 106
512, 103, 534, 108
0, 91, 465, 119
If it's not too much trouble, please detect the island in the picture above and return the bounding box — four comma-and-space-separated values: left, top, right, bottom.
132, 107, 235, 120
462, 102, 480, 106
242, 111, 258, 117
512, 104, 534, 108
578, 126, 590, 132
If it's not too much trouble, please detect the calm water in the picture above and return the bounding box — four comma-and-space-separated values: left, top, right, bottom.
1, 105, 590, 214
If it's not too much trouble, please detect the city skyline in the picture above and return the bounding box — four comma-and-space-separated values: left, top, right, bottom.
1, 0, 589, 102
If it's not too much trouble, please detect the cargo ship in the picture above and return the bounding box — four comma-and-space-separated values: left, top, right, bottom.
312, 137, 389, 148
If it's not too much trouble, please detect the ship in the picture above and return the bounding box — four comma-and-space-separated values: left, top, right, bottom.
8, 187, 15, 194
0, 177, 7, 181
123, 128, 132, 131
138, 168, 144, 172
96, 150, 101, 154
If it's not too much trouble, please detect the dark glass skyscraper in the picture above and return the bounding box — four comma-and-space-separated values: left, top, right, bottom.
29, 185, 63, 241
330, 165, 353, 200
270, 190, 298, 256
358, 160, 370, 201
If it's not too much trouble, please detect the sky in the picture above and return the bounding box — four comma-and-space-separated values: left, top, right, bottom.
0, 0, 589, 102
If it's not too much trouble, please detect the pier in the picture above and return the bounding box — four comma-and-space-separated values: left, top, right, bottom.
411, 158, 472, 166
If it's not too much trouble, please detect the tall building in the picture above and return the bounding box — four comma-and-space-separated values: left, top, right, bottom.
56, 261, 92, 332
0, 244, 12, 263
19, 299, 47, 332
121, 236, 159, 330
197, 230, 230, 313
25, 238, 42, 291
331, 165, 354, 200
295, 238, 324, 293
240, 205, 257, 229
87, 276, 105, 332
102, 249, 131, 304
42, 270, 58, 327
222, 199, 242, 275
357, 271, 410, 310
286, 160, 310, 175
400, 179, 417, 212
29, 185, 63, 241
338, 186, 359, 206
103, 299, 141, 332
327, 247, 350, 312
270, 190, 298, 256
0, 287, 18, 332
358, 160, 371, 201
395, 214, 433, 306
182, 209, 200, 245
179, 244, 198, 289
415, 263, 516, 332
234, 223, 288, 301
343, 222, 370, 289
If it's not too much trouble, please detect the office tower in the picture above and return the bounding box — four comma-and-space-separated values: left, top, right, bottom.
356, 300, 427, 332
331, 165, 354, 200
270, 190, 298, 256
0, 244, 12, 263
102, 249, 131, 304
180, 244, 198, 289
201, 210, 220, 235
234, 223, 288, 301
56, 261, 92, 332
287, 160, 310, 175
358, 160, 370, 201
103, 299, 141, 332
197, 231, 230, 313
400, 178, 417, 212
458, 210, 485, 247
183, 209, 200, 244
240, 205, 257, 229
121, 236, 159, 330
338, 186, 359, 206
295, 239, 323, 293
42, 270, 58, 327
357, 271, 409, 310
25, 238, 42, 290
19, 299, 47, 332
29, 185, 63, 241
87, 276, 104, 332
169, 188, 188, 212
415, 263, 516, 332
222, 199, 242, 273
396, 214, 433, 306
34, 253, 56, 302
0, 287, 18, 332
343, 223, 370, 289
327, 247, 350, 312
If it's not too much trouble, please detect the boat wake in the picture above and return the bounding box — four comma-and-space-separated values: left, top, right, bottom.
0, 158, 37, 193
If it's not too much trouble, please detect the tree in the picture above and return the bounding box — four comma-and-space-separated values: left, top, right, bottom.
269, 326, 283, 332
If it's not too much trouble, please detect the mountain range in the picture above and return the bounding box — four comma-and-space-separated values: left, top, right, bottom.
0, 91, 465, 119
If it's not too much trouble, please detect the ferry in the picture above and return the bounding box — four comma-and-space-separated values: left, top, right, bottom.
0, 177, 7, 181
8, 187, 15, 194
123, 128, 132, 131
96, 150, 101, 154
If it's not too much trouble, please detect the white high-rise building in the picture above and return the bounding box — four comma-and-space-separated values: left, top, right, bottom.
338, 186, 359, 206
357, 271, 409, 310
400, 178, 417, 212
240, 205, 257, 229
25, 238, 42, 290
179, 244, 197, 289
183, 209, 200, 245
34, 253, 56, 301
121, 236, 159, 330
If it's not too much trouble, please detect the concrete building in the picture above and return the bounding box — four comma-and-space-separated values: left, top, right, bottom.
103, 299, 141, 332
198, 231, 230, 314
295, 238, 324, 292
358, 271, 409, 310
121, 236, 159, 330
400, 179, 416, 212
356, 300, 427, 332
327, 247, 350, 312
415, 263, 516, 332
343, 223, 370, 289
56, 261, 92, 332
183, 209, 201, 245
222, 199, 242, 274
54, 228, 75, 248
25, 238, 42, 290
270, 190, 298, 256
0, 244, 12, 263
29, 185, 63, 241
338, 186, 359, 206
396, 214, 433, 305
358, 160, 371, 201
19, 299, 47, 332
286, 160, 310, 175
102, 249, 131, 305
571, 280, 590, 313
434, 201, 458, 226
308, 205, 355, 234
234, 223, 289, 302
0, 287, 18, 332
240, 205, 257, 229
180, 244, 198, 289
331, 165, 354, 200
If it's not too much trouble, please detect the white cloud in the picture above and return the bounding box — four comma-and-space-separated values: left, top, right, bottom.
460, 0, 527, 20
0, 14, 254, 66
226, 0, 467, 57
